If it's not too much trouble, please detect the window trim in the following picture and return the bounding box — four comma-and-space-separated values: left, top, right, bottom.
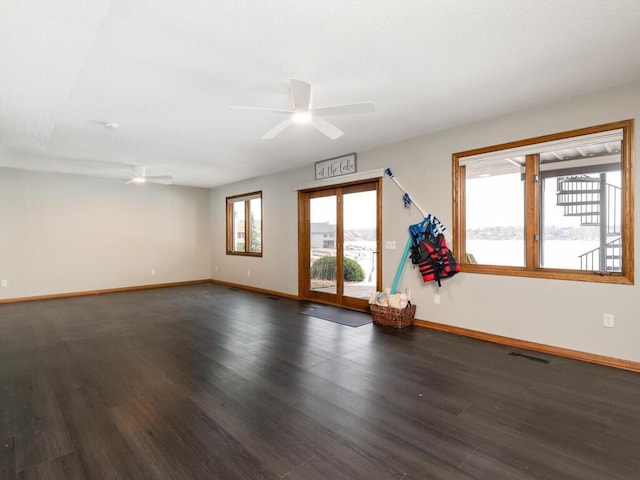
226, 191, 263, 257
452, 119, 634, 284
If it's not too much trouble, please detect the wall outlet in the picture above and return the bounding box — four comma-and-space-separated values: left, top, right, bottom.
151, 269, 156, 275
603, 313, 615, 328
434, 293, 440, 305
384, 240, 396, 250
215, 266, 219, 272
1, 280, 7, 287
247, 270, 251, 276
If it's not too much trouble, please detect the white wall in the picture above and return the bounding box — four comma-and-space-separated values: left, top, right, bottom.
0, 168, 211, 299
212, 80, 640, 363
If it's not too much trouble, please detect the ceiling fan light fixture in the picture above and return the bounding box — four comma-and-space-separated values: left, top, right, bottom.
292, 111, 312, 124
232, 79, 374, 139
125, 165, 173, 184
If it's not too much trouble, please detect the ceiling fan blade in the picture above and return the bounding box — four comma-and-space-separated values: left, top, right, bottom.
229, 105, 291, 114
310, 117, 344, 140
312, 101, 376, 116
143, 175, 173, 180
290, 79, 311, 111
262, 117, 293, 139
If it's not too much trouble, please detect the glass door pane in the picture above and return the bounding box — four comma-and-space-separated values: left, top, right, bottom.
309, 194, 337, 294
343, 189, 377, 300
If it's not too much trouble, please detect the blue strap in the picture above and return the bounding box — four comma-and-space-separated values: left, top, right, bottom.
391, 237, 413, 294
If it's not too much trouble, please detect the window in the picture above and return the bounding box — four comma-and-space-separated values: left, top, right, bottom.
452, 120, 633, 284
226, 191, 262, 256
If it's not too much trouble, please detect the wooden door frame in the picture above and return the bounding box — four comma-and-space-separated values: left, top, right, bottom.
298, 178, 382, 311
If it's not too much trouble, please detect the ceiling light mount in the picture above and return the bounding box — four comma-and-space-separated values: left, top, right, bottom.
292, 111, 312, 124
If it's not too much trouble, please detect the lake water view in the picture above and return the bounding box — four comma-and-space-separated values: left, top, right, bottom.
466, 239, 602, 269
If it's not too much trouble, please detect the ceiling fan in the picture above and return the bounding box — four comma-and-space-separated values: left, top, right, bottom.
126, 166, 173, 184
230, 79, 375, 140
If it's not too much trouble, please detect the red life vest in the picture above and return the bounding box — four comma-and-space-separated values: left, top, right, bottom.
410, 233, 460, 287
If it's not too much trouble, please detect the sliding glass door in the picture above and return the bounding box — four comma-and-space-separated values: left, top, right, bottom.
299, 180, 381, 310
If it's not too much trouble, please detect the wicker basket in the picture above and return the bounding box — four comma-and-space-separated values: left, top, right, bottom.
370, 304, 416, 329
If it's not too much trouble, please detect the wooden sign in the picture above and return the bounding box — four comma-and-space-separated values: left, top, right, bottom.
315, 153, 357, 180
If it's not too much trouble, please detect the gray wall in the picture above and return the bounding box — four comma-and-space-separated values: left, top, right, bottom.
211, 81, 640, 362
0, 169, 211, 299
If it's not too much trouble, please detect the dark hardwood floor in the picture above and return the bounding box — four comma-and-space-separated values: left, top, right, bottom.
1, 284, 639, 479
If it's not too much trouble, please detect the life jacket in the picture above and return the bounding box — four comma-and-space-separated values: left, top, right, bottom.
410, 233, 460, 287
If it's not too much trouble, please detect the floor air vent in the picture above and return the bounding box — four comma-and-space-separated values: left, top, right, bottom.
508, 352, 550, 364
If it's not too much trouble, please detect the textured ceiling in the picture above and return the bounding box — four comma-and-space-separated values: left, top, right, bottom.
2, 0, 640, 188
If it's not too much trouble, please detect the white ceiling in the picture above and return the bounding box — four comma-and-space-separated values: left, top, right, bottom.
2, 0, 640, 188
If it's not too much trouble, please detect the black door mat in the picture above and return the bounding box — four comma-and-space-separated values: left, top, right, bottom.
301, 305, 372, 327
